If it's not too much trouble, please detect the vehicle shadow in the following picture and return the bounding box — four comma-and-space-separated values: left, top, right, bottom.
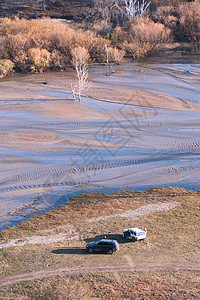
52, 248, 87, 255
52, 248, 109, 255
84, 234, 133, 244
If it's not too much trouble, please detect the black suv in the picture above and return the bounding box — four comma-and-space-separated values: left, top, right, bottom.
86, 239, 119, 254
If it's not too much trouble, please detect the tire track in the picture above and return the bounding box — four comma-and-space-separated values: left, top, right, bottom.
1, 120, 200, 131
0, 263, 199, 288
0, 152, 200, 193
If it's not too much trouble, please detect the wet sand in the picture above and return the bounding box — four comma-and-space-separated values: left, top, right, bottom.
0, 63, 200, 229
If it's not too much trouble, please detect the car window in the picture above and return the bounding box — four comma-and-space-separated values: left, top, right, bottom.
97, 242, 104, 245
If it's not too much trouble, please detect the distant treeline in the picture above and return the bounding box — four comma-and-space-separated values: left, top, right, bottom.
0, 0, 199, 78
0, 16, 171, 77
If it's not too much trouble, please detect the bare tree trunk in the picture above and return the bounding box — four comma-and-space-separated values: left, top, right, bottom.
115, 0, 151, 21
71, 47, 89, 102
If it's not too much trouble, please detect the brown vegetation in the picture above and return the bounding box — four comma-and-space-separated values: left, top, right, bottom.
0, 16, 172, 76
125, 17, 172, 59
0, 18, 112, 73
153, 0, 200, 48
0, 1, 199, 77
0, 59, 14, 78
0, 186, 194, 239
1, 272, 199, 299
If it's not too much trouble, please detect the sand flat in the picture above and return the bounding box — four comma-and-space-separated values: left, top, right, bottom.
0, 63, 200, 229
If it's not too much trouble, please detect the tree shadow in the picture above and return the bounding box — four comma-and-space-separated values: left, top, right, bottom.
84, 234, 132, 244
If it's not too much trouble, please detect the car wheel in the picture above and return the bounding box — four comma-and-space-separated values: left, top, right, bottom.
88, 248, 94, 253
108, 249, 113, 255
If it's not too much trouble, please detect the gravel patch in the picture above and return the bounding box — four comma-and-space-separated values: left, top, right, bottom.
89, 202, 181, 223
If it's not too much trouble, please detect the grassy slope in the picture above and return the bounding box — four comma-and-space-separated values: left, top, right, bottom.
0, 187, 199, 298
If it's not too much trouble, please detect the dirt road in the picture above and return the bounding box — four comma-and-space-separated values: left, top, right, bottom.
0, 263, 199, 288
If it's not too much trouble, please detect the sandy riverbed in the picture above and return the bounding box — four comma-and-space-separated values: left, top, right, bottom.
0, 63, 200, 229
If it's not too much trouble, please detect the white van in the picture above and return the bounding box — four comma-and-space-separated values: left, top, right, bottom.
123, 227, 146, 241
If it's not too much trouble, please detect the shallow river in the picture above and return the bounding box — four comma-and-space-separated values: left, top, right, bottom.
0, 63, 199, 229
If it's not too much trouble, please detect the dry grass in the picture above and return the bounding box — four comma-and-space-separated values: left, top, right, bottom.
0, 271, 199, 299
0, 187, 191, 239
0, 187, 199, 298
0, 188, 199, 269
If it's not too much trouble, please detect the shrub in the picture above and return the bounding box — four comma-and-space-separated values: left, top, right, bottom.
50, 50, 66, 70
125, 17, 172, 59
0, 59, 14, 78
91, 20, 112, 36
111, 26, 126, 45
124, 41, 152, 59
0, 17, 117, 72
152, 1, 200, 46
178, 1, 200, 46
28, 48, 51, 72
152, 5, 178, 28
108, 47, 125, 63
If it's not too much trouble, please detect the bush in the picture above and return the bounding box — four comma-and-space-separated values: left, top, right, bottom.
28, 48, 51, 72
178, 1, 200, 46
0, 59, 14, 78
50, 50, 66, 70
111, 26, 126, 45
125, 17, 172, 59
108, 47, 125, 63
152, 1, 200, 46
91, 20, 112, 36
124, 41, 152, 60
0, 17, 113, 72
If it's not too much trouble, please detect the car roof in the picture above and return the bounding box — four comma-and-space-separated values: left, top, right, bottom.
126, 228, 145, 233
99, 239, 117, 243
